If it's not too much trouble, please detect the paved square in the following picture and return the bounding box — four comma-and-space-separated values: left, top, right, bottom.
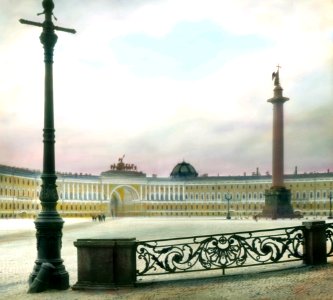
1, 217, 332, 299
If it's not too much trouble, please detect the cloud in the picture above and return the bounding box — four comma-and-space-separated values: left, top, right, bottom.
110, 20, 272, 79
286, 100, 333, 172
0, 0, 332, 176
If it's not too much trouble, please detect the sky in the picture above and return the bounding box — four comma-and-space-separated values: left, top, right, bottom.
0, 0, 332, 177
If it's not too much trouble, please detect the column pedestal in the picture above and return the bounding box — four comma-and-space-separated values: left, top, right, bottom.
262, 187, 295, 219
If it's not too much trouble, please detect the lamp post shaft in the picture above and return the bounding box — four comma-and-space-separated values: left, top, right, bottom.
329, 192, 333, 219
225, 193, 232, 220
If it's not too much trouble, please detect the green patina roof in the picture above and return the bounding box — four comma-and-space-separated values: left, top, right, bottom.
170, 161, 198, 178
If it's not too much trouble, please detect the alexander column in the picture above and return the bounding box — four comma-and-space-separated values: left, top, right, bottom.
262, 66, 295, 219
19, 0, 75, 292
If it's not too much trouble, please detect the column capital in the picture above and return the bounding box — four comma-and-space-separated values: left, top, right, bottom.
267, 95, 289, 104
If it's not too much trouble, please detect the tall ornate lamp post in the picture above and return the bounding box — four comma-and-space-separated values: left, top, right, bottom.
225, 193, 232, 220
11, 172, 15, 217
19, 0, 76, 292
328, 192, 333, 219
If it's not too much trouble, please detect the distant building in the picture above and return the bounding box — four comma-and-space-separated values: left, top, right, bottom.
0, 159, 332, 218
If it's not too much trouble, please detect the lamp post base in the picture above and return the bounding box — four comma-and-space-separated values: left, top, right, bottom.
262, 187, 297, 219
28, 215, 69, 291
28, 262, 69, 292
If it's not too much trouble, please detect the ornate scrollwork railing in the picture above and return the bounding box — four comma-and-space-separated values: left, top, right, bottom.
136, 226, 304, 277
326, 223, 333, 257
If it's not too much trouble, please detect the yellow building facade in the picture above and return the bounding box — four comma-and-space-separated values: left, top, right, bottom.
1, 162, 333, 219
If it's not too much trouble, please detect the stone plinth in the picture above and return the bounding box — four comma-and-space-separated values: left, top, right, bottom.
302, 221, 327, 265
113, 239, 137, 286
262, 187, 295, 218
72, 238, 136, 290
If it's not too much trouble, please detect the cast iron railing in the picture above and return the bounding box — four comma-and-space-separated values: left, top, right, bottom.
136, 226, 305, 277
73, 221, 333, 289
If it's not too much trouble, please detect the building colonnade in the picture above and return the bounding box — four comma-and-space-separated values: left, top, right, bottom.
1, 165, 333, 218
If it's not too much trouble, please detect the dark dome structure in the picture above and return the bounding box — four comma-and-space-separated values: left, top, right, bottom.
170, 161, 198, 178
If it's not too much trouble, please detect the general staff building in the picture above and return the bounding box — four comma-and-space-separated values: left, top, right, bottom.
0, 160, 332, 219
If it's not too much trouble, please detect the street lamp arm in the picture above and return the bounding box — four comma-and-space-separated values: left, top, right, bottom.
19, 19, 43, 27
19, 18, 76, 34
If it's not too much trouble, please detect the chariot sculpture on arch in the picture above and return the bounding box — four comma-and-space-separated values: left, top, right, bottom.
109, 155, 138, 171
